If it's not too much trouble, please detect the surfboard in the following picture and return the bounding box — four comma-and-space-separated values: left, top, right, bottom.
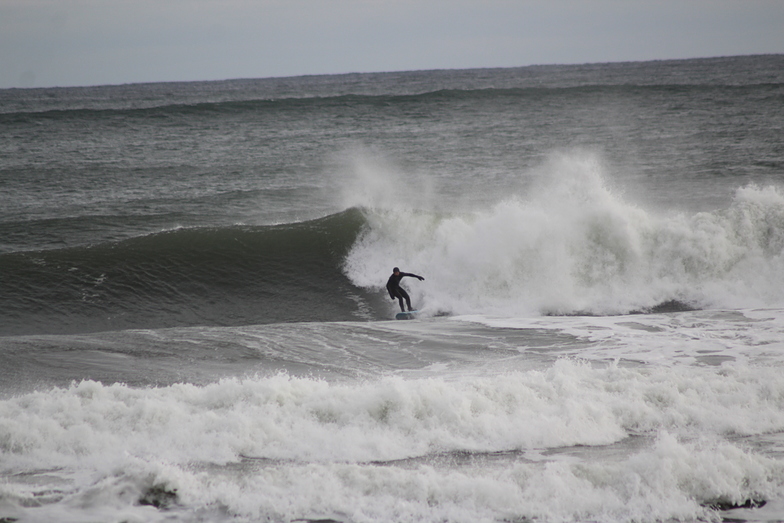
395, 310, 418, 320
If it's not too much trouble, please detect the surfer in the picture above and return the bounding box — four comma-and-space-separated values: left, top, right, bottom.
386, 267, 424, 312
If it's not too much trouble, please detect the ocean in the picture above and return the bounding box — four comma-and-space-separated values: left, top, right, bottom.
1, 54, 784, 522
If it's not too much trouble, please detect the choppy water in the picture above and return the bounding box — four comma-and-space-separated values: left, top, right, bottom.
1, 55, 784, 522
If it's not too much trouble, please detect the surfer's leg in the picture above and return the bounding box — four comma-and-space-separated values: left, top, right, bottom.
393, 290, 406, 312
397, 295, 406, 312
399, 288, 412, 311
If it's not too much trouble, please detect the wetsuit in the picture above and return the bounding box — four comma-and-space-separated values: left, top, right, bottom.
386, 270, 424, 312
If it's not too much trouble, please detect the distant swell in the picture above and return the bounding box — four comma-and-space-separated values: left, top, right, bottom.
0, 209, 380, 336
3, 83, 781, 124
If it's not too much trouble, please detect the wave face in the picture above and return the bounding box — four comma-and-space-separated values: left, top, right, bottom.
346, 153, 784, 316
0, 210, 379, 336
5, 153, 784, 336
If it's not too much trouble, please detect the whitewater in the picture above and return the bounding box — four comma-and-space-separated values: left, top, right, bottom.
3, 311, 784, 522
2, 55, 784, 522
345, 152, 784, 317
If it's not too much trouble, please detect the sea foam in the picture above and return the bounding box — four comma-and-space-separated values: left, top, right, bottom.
3, 361, 784, 468
344, 151, 784, 316
2, 361, 784, 522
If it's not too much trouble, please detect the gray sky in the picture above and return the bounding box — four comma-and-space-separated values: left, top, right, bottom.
2, 0, 783, 89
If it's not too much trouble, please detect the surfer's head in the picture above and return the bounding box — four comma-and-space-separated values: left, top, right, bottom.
393, 267, 400, 274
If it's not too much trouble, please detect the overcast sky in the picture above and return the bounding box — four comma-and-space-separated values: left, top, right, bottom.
2, 0, 783, 89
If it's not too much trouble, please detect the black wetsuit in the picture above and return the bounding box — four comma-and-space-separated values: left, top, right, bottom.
386, 271, 424, 312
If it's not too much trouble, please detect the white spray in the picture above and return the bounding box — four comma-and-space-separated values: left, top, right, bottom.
341, 149, 784, 316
